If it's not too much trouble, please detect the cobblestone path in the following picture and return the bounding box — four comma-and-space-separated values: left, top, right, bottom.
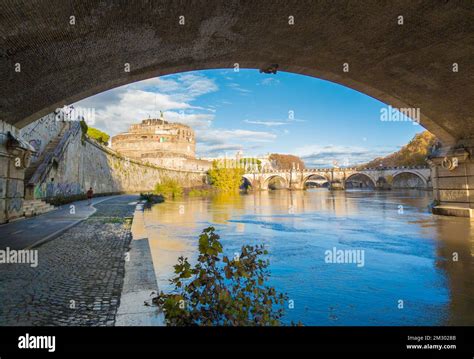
0, 195, 139, 326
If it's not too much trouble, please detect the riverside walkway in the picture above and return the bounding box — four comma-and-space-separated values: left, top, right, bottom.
0, 196, 121, 250
0, 195, 139, 326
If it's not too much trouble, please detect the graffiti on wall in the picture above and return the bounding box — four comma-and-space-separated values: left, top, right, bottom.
34, 182, 83, 199
7, 180, 23, 213
20, 113, 66, 161
8, 193, 23, 213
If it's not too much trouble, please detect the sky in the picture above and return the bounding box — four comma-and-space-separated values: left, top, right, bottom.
74, 69, 423, 168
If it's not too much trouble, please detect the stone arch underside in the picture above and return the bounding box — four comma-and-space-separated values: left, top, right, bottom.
265, 175, 288, 189
345, 173, 377, 188
1, 1, 473, 145
242, 175, 254, 188
391, 171, 427, 188
303, 173, 330, 186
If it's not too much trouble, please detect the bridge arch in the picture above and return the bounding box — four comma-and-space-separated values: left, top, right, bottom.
1, 1, 471, 146
264, 175, 289, 190
345, 173, 376, 189
241, 174, 254, 190
391, 171, 428, 189
303, 173, 330, 188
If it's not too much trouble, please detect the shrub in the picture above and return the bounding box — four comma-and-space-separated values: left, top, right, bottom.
87, 126, 110, 146
152, 226, 288, 326
188, 188, 213, 197
140, 193, 165, 203
79, 120, 88, 144
154, 178, 183, 198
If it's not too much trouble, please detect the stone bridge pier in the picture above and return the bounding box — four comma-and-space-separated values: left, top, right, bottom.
429, 140, 474, 217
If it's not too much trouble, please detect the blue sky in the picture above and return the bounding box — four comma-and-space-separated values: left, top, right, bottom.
75, 69, 423, 167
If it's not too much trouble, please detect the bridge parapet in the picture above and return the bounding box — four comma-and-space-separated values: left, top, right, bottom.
359, 166, 429, 171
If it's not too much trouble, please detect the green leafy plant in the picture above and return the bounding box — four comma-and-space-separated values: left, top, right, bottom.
152, 226, 288, 326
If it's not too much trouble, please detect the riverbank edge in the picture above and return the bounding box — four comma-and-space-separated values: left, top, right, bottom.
115, 201, 165, 326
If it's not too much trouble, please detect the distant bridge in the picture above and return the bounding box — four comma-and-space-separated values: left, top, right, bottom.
243, 166, 431, 190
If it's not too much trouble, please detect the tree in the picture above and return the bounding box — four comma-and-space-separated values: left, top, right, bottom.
239, 158, 262, 171
269, 153, 305, 170
361, 131, 437, 168
152, 227, 288, 326
208, 161, 245, 192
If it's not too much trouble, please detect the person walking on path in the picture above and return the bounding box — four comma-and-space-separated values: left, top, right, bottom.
86, 187, 94, 205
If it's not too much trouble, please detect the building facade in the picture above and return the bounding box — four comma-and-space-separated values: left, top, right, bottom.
111, 114, 210, 171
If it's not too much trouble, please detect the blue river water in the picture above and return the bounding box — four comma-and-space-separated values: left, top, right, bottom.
141, 189, 474, 325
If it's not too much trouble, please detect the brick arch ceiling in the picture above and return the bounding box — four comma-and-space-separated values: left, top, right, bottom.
1, 0, 473, 145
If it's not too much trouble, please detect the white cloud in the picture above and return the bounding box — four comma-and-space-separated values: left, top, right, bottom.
244, 120, 287, 127
259, 78, 280, 86
198, 129, 276, 144
74, 73, 218, 136
226, 82, 251, 94
197, 144, 244, 156
163, 111, 214, 129
133, 77, 181, 92
295, 144, 396, 168
135, 73, 218, 102
76, 90, 193, 135
196, 129, 277, 157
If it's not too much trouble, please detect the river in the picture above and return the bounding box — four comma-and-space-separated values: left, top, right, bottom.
139, 189, 474, 326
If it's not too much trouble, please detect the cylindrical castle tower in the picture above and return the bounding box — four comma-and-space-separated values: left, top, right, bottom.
111, 113, 197, 169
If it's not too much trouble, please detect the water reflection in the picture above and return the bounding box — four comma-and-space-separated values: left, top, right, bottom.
137, 189, 474, 325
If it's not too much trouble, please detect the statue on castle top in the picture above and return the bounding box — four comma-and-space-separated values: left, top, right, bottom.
160, 110, 164, 124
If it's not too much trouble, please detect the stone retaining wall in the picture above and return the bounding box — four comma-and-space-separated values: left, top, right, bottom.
31, 124, 206, 201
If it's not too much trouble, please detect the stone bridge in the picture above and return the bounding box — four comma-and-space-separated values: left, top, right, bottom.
243, 167, 431, 190
1, 1, 473, 216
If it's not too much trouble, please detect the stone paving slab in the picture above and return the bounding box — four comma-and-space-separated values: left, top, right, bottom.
0, 195, 140, 326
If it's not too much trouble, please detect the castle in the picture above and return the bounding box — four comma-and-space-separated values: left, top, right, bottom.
111, 113, 210, 171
